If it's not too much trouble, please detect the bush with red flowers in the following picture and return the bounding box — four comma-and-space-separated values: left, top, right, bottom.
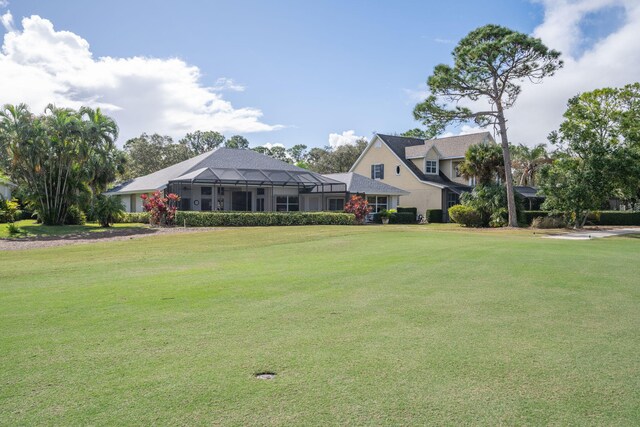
344, 195, 371, 224
141, 191, 181, 226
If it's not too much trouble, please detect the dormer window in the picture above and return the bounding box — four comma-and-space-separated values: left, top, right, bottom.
425, 160, 438, 175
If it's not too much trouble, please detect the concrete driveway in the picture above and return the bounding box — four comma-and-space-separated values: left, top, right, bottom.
543, 227, 640, 240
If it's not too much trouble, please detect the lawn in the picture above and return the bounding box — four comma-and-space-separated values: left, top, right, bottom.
0, 220, 146, 239
1, 225, 639, 425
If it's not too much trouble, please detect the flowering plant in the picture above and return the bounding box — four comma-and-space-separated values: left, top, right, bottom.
141, 191, 181, 226
344, 195, 371, 224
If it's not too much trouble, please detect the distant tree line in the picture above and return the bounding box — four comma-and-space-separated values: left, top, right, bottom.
121, 131, 368, 179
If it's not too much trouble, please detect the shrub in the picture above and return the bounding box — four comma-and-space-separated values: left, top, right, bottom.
397, 207, 418, 218
379, 209, 395, 219
175, 211, 356, 227
390, 212, 416, 224
448, 205, 483, 227
64, 205, 86, 225
460, 184, 524, 227
0, 198, 19, 223
426, 209, 443, 223
523, 210, 549, 225
344, 195, 371, 224
116, 212, 151, 224
142, 191, 180, 226
93, 195, 125, 227
7, 222, 22, 235
593, 211, 640, 226
531, 216, 566, 229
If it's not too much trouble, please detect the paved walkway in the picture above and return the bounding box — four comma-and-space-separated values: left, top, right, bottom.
544, 227, 640, 240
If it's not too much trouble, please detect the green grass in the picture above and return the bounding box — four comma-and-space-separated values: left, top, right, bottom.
1, 225, 639, 425
0, 220, 146, 238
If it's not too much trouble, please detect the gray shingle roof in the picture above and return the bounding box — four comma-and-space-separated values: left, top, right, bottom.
107, 148, 333, 195
405, 132, 493, 159
323, 173, 409, 196
375, 134, 463, 188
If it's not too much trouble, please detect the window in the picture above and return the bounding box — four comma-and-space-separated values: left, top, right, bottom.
276, 196, 299, 212
328, 198, 344, 211
256, 198, 265, 212
217, 187, 225, 195
395, 165, 401, 175
454, 162, 462, 177
425, 160, 437, 174
367, 196, 388, 212
447, 192, 460, 209
256, 188, 265, 195
201, 198, 212, 211
200, 186, 212, 196
371, 164, 384, 179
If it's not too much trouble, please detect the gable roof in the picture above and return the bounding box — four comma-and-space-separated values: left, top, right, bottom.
107, 148, 328, 195
405, 132, 493, 159
323, 172, 409, 196
373, 134, 454, 187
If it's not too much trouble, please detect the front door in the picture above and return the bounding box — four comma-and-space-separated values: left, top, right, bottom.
231, 191, 252, 211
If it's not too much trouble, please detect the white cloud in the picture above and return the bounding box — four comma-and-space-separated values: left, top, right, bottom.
506, 0, 640, 145
0, 1, 9, 9
1, 10, 13, 32
0, 14, 282, 143
212, 77, 245, 92
403, 84, 430, 103
440, 125, 491, 138
260, 142, 285, 150
328, 130, 366, 148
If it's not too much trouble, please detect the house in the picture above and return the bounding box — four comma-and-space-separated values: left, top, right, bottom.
0, 176, 16, 200
106, 147, 406, 213
324, 172, 409, 212
350, 132, 543, 221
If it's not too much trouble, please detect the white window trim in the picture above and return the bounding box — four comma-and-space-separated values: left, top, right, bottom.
425, 159, 438, 175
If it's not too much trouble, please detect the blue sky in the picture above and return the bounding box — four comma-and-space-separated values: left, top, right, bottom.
1, 0, 637, 149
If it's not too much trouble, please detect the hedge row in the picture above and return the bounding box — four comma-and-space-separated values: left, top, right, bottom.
397, 207, 418, 218
116, 212, 151, 224
596, 211, 640, 226
175, 211, 356, 227
426, 209, 443, 223
371, 212, 417, 224
523, 210, 640, 226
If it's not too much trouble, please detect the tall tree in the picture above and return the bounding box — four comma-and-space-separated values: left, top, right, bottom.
307, 139, 367, 173
179, 130, 225, 154
0, 103, 120, 225
122, 133, 191, 179
511, 143, 551, 186
225, 135, 249, 149
412, 25, 562, 227
287, 144, 308, 163
401, 128, 435, 139
540, 83, 640, 227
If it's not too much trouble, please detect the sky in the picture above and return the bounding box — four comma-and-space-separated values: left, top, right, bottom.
0, 0, 638, 150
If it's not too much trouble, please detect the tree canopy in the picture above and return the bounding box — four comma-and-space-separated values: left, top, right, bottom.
0, 104, 122, 225
540, 83, 640, 227
412, 24, 563, 226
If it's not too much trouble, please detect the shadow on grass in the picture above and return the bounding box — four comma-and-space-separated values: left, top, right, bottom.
3, 221, 154, 241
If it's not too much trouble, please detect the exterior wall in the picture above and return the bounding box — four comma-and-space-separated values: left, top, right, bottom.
440, 158, 468, 185
121, 193, 145, 213
0, 183, 12, 200
351, 137, 443, 215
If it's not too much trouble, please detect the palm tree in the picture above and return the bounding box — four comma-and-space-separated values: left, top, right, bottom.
80, 107, 121, 195
458, 143, 505, 186
511, 143, 551, 187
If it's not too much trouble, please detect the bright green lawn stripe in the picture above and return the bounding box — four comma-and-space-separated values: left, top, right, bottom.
1, 225, 639, 425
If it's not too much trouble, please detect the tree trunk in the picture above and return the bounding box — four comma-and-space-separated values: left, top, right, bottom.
495, 102, 519, 227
